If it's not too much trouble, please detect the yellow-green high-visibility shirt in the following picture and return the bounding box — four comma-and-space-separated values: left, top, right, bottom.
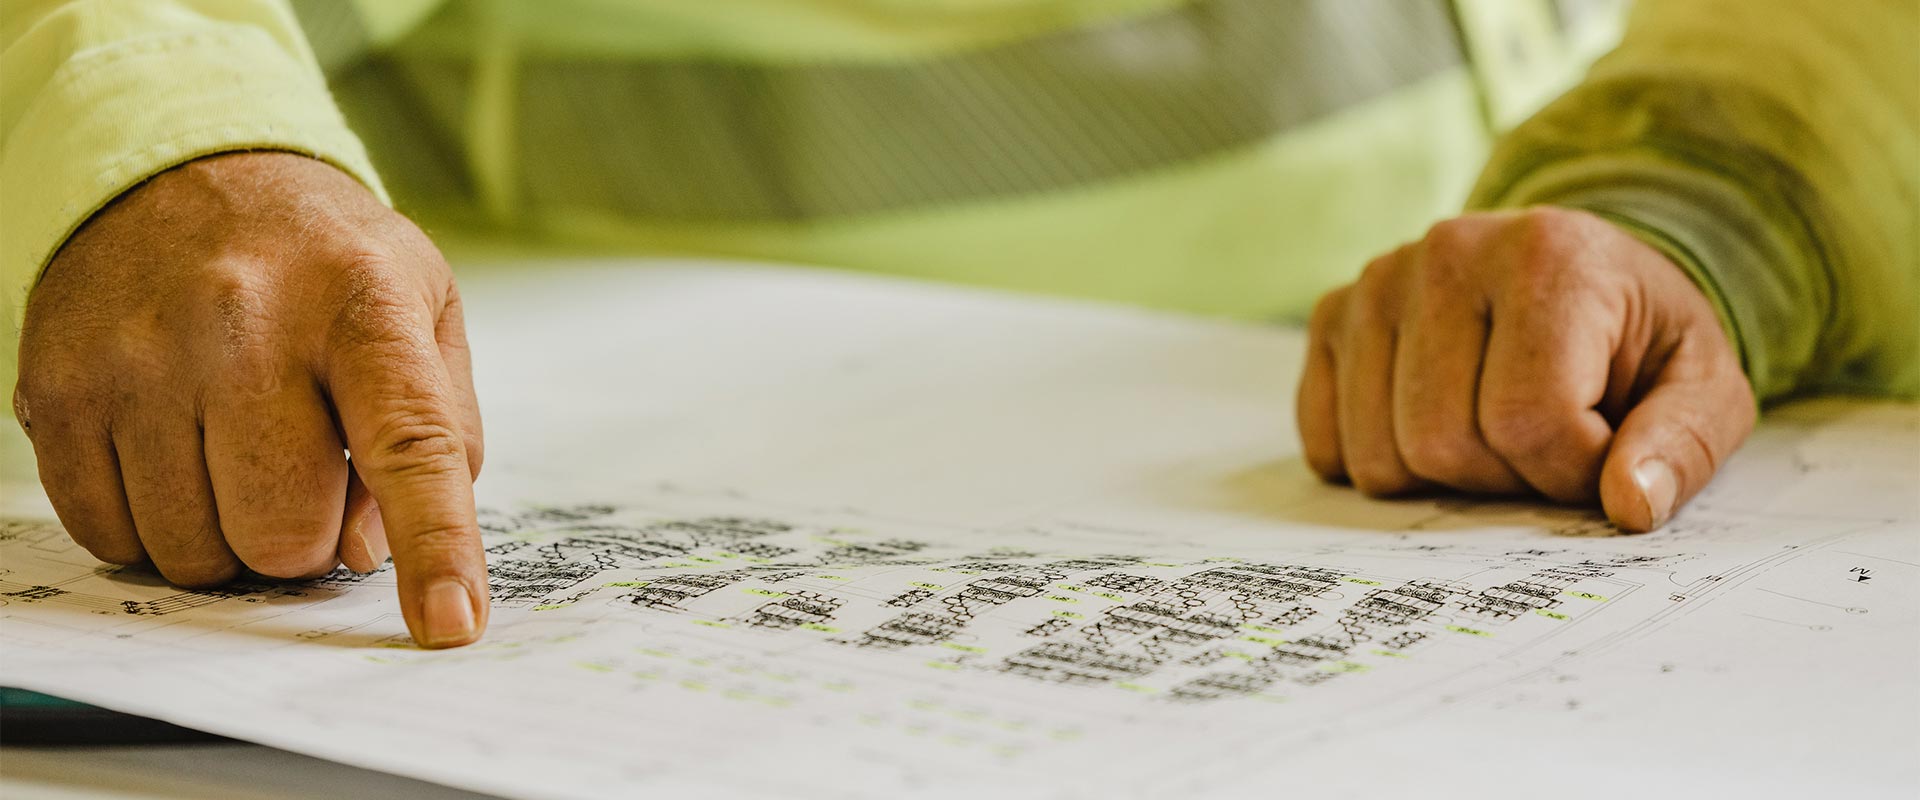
3, 0, 1915, 403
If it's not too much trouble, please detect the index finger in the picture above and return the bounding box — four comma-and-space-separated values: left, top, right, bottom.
326, 271, 489, 649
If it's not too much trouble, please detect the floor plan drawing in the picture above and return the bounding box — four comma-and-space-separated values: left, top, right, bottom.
3, 266, 1914, 799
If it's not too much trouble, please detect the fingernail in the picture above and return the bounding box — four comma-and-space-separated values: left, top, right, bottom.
1633, 458, 1678, 529
420, 579, 478, 647
351, 505, 389, 567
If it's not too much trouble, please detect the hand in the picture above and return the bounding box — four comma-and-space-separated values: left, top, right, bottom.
1296, 207, 1756, 531
12, 152, 489, 647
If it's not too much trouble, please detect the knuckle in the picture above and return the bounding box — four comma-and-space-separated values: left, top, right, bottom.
1294, 416, 1340, 477
217, 348, 287, 402
1399, 430, 1479, 482
13, 369, 96, 423
372, 215, 449, 272
1356, 254, 1400, 293
1505, 208, 1587, 277
11, 387, 31, 433
1479, 399, 1559, 461
328, 255, 427, 348
1307, 288, 1350, 341
367, 410, 467, 477
1422, 217, 1474, 253
1350, 257, 1411, 326
1346, 287, 1395, 331
195, 275, 290, 395
226, 518, 337, 579
399, 522, 481, 570
78, 537, 147, 567
19, 328, 153, 428
1411, 248, 1469, 301
1347, 462, 1417, 497
1516, 205, 1589, 235
236, 546, 333, 580
158, 554, 241, 589
1301, 448, 1345, 484
194, 264, 270, 320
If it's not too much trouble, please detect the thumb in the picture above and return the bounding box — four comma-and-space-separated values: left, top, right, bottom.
1599, 335, 1756, 532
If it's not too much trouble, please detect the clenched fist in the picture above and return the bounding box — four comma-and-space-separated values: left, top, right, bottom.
1298, 208, 1756, 531
13, 152, 489, 647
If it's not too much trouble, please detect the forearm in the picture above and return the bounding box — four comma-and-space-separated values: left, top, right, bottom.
1466, 0, 1919, 401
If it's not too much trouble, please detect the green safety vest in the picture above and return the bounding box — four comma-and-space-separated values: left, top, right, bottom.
300, 0, 1622, 322
2, 0, 1915, 400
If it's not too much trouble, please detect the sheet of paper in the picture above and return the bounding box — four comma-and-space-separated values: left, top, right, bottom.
3, 262, 1916, 799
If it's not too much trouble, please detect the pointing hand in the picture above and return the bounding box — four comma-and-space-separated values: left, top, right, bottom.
14, 152, 490, 647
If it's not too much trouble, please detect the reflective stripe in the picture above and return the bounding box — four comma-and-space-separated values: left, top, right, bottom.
290, 0, 372, 73
327, 0, 1465, 222
511, 0, 1463, 221
291, 0, 447, 73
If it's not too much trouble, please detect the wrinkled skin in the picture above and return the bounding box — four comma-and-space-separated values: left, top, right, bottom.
13, 152, 488, 648
1296, 207, 1756, 531
12, 155, 1758, 651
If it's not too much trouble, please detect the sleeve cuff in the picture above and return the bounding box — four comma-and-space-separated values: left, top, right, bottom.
1, 25, 389, 330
